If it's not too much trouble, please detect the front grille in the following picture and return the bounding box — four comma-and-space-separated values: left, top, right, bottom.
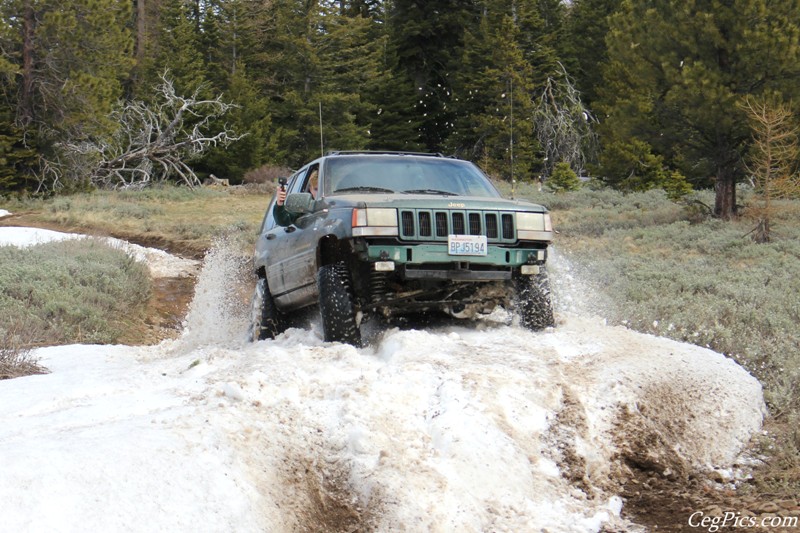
468, 213, 481, 235
452, 212, 465, 235
501, 214, 514, 239
419, 211, 432, 236
401, 211, 414, 236
485, 214, 498, 239
398, 209, 516, 243
435, 212, 448, 237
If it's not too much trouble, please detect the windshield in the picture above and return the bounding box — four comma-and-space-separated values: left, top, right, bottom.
323, 156, 500, 198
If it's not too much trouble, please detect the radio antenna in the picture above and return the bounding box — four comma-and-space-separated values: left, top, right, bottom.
319, 102, 324, 157
509, 76, 515, 199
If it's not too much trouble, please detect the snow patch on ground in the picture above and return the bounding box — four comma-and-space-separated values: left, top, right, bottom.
0, 226, 198, 278
0, 231, 766, 532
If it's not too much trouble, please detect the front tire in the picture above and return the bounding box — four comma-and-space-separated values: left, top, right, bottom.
514, 268, 555, 331
317, 262, 362, 346
249, 277, 285, 341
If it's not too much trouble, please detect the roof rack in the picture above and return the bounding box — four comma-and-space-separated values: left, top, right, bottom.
325, 150, 445, 158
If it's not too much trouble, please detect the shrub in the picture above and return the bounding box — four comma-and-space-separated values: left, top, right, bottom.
546, 162, 582, 193
242, 164, 291, 190
0, 317, 46, 379
0, 239, 152, 347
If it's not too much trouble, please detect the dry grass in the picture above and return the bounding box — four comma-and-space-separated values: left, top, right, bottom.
4, 185, 270, 257
0, 319, 47, 379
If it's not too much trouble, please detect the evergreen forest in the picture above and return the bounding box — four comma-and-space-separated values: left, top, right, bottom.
2, 0, 800, 219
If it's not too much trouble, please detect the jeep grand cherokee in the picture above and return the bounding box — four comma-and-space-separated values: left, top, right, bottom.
251, 151, 554, 346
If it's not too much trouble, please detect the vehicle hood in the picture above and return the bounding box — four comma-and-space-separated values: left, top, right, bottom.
323, 194, 548, 213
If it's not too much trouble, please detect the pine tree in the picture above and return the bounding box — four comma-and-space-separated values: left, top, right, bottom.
196, 63, 271, 183
144, 0, 206, 97
0, 109, 37, 193
519, 0, 567, 87
0, 0, 134, 190
546, 161, 581, 192
564, 0, 621, 107
3, 0, 134, 138
315, 5, 383, 151
378, 0, 478, 152
599, 0, 800, 219
447, 7, 537, 181
741, 95, 800, 242
242, 0, 381, 166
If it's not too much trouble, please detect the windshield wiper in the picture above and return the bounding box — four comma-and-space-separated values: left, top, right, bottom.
403, 189, 458, 196
335, 186, 396, 194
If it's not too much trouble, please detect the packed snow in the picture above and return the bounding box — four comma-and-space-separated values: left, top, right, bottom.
0, 228, 766, 532
0, 226, 198, 278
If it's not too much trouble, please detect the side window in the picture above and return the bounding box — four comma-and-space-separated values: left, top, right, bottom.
262, 171, 302, 231
301, 164, 320, 198
287, 169, 306, 194
260, 197, 278, 232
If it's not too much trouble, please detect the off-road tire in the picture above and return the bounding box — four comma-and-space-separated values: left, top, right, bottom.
249, 277, 285, 341
317, 262, 362, 347
514, 268, 555, 331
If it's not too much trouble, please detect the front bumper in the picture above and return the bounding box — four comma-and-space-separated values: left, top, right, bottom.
355, 240, 547, 281
362, 242, 546, 266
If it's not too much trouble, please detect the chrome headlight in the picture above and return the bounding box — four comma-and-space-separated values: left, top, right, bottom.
352, 208, 399, 237
516, 212, 553, 242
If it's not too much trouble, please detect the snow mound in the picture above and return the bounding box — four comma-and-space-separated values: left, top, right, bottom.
0, 226, 198, 278
0, 238, 766, 532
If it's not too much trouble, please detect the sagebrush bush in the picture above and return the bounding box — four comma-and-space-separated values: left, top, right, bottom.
242, 164, 291, 186
0, 317, 46, 379
0, 239, 152, 346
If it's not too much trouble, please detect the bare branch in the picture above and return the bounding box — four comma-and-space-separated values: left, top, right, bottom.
740, 95, 800, 243
533, 63, 598, 178
48, 73, 245, 190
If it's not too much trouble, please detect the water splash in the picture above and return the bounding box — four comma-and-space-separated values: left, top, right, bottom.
174, 237, 252, 353
548, 246, 613, 321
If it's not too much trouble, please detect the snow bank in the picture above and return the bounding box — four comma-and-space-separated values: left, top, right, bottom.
0, 226, 198, 278
0, 226, 79, 247
0, 235, 766, 532
0, 209, 11, 217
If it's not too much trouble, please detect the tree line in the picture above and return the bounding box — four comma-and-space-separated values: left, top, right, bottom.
2, 0, 800, 218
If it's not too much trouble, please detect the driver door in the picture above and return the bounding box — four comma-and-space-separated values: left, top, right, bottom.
271, 163, 323, 308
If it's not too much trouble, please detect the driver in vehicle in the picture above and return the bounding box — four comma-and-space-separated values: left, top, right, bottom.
274, 170, 317, 227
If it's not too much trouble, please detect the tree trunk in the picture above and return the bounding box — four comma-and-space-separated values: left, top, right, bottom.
135, 0, 146, 64
20, 1, 35, 126
714, 167, 737, 220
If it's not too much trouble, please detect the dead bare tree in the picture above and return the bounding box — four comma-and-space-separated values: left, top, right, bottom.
533, 64, 597, 178
60, 74, 243, 189
741, 96, 800, 243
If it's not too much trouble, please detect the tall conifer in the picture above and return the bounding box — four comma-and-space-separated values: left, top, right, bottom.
600, 0, 800, 218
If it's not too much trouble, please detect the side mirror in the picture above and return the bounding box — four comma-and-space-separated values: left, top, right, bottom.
284, 192, 314, 214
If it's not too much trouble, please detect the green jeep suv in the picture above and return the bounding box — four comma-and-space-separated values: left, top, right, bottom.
251, 151, 554, 346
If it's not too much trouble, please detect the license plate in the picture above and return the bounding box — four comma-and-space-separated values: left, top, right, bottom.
448, 234, 487, 256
